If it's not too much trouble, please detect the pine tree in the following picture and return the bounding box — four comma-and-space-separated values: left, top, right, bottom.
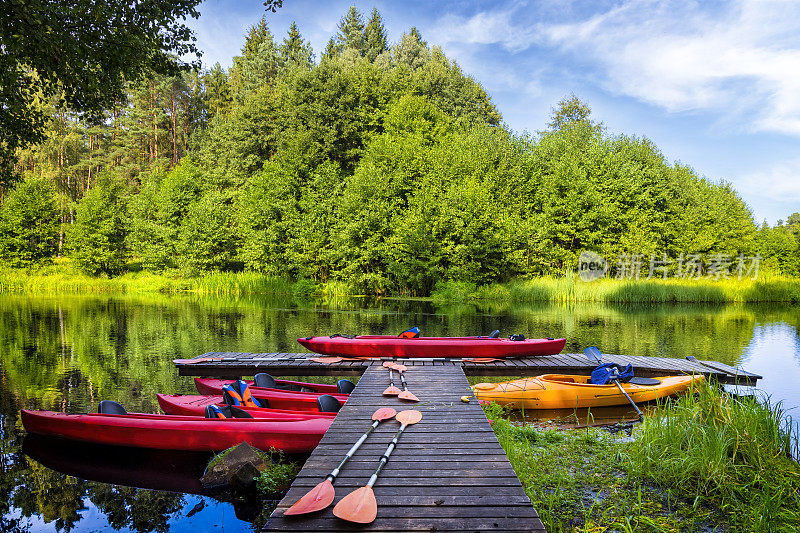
364, 8, 388, 62
393, 27, 429, 70
229, 17, 278, 99
278, 22, 314, 71
204, 63, 231, 120
335, 6, 366, 56
322, 37, 338, 60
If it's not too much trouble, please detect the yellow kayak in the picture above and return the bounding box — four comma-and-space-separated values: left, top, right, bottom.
472, 374, 703, 409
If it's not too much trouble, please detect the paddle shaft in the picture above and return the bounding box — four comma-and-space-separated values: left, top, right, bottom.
612, 379, 644, 421
387, 368, 396, 387
584, 346, 643, 421
366, 424, 407, 488
398, 372, 410, 392
327, 419, 381, 483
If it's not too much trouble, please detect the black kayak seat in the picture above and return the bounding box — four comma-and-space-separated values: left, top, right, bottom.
98, 400, 127, 415
317, 394, 341, 413
204, 405, 254, 419
337, 379, 356, 394
253, 373, 277, 389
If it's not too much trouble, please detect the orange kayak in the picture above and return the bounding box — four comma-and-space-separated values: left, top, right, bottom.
472, 374, 703, 409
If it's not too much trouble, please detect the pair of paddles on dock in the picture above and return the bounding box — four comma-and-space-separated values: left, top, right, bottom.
284, 407, 422, 523
382, 361, 419, 402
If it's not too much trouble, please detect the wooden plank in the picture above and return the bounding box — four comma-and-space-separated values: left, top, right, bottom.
263, 362, 545, 533
175, 352, 760, 386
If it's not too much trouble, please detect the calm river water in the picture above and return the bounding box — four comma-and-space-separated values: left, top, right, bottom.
1, 293, 798, 532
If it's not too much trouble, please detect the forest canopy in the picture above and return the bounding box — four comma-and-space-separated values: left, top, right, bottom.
1, 6, 798, 294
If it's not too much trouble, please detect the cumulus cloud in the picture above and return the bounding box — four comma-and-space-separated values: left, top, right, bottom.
433, 0, 800, 136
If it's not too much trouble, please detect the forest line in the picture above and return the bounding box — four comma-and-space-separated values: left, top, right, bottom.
1, 7, 798, 296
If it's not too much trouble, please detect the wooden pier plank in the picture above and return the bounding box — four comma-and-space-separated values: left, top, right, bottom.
262, 362, 545, 533
175, 352, 761, 385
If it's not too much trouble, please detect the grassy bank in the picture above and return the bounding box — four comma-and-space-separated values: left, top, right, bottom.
0, 259, 296, 295
487, 382, 800, 531
3, 260, 800, 304
433, 276, 800, 304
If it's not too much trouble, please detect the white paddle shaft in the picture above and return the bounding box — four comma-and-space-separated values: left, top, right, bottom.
328, 419, 380, 482
366, 424, 406, 488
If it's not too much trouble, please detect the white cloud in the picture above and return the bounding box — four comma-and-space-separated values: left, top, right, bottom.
739, 157, 800, 204
433, 0, 800, 136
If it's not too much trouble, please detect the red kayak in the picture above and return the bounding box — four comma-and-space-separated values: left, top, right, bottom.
157, 393, 338, 418
297, 335, 567, 358
194, 378, 349, 410
21, 409, 331, 453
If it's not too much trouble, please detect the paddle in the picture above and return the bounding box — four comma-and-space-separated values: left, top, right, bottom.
382, 361, 400, 396
333, 410, 423, 524
393, 364, 420, 402
283, 407, 397, 516
584, 346, 643, 422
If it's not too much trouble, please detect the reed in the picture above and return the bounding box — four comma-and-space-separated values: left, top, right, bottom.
625, 381, 800, 530
485, 383, 800, 531
190, 272, 293, 295
0, 261, 295, 295
432, 276, 800, 304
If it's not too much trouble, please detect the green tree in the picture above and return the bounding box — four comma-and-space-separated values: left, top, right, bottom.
228, 17, 278, 100
392, 27, 429, 70
364, 8, 389, 62
278, 22, 314, 71
179, 190, 238, 272
204, 63, 231, 120
0, 0, 202, 185
127, 159, 200, 271
68, 172, 128, 276
334, 7, 366, 56
0, 176, 59, 266
548, 95, 594, 130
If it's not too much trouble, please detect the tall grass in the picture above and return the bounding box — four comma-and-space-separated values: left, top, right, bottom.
626, 381, 800, 530
432, 276, 800, 304
190, 272, 293, 295
0, 261, 294, 295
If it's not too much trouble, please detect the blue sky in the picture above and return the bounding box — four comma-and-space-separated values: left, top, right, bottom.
186, 0, 800, 224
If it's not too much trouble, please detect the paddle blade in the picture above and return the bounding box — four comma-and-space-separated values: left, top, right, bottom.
395, 409, 423, 425
382, 361, 395, 368
332, 486, 377, 524
398, 390, 420, 402
283, 479, 335, 516
394, 364, 407, 372
584, 346, 603, 363
382, 385, 401, 396
373, 407, 397, 421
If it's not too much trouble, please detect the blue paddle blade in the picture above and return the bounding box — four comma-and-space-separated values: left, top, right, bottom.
584, 346, 603, 363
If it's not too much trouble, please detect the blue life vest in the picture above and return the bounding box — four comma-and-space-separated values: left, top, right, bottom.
398, 327, 421, 338
221, 380, 262, 408
590, 363, 634, 385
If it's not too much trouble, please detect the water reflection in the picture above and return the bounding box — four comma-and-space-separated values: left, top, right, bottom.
0, 293, 798, 531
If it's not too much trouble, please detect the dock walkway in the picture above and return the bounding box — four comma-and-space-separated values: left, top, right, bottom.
175, 352, 761, 386
262, 361, 546, 532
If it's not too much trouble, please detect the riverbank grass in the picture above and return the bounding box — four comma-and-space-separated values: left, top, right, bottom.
487, 382, 800, 531
434, 276, 800, 304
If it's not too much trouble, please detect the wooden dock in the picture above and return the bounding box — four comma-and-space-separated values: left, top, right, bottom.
175, 352, 761, 386
262, 361, 546, 532
174, 351, 760, 531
